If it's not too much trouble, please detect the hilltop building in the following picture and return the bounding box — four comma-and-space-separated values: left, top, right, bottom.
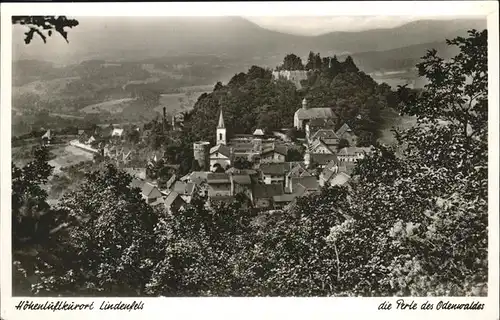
272, 70, 309, 89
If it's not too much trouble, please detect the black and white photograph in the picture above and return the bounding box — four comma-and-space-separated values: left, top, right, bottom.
1, 1, 498, 319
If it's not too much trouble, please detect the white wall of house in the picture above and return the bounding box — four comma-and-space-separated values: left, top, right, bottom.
311, 143, 333, 154
263, 174, 284, 185
261, 152, 286, 164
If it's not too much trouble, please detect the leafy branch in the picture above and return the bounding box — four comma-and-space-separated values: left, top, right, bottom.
12, 16, 79, 44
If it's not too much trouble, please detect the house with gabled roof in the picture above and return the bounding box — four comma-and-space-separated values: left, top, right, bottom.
284, 162, 313, 191
306, 118, 336, 141
41, 129, 52, 145
289, 175, 320, 195
141, 182, 162, 204
112, 128, 124, 138
231, 174, 253, 202
253, 128, 265, 137
335, 123, 357, 146
329, 172, 351, 187
207, 172, 232, 198
252, 183, 284, 209
309, 128, 340, 150
309, 139, 335, 155
337, 146, 373, 163
172, 181, 197, 203
260, 144, 288, 164
308, 153, 339, 169
259, 162, 287, 185
164, 191, 186, 214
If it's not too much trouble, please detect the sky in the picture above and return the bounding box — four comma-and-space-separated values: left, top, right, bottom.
245, 16, 468, 36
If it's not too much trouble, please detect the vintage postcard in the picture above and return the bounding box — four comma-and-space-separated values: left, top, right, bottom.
1, 1, 498, 320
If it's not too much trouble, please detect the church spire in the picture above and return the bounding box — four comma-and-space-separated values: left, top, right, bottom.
217, 109, 225, 128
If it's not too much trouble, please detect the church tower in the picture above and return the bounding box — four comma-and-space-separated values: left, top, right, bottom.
216, 109, 226, 145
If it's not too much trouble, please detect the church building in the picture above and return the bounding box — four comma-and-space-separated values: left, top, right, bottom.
293, 98, 336, 131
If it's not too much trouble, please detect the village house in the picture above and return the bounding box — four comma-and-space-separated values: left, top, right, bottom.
335, 123, 357, 146
230, 174, 254, 203
308, 128, 340, 151
252, 183, 285, 209
288, 175, 320, 195
206, 173, 232, 198
337, 146, 373, 163
164, 191, 186, 214
172, 181, 197, 203
130, 179, 163, 205
259, 162, 288, 185
309, 139, 335, 155
304, 150, 339, 169
305, 118, 336, 142
260, 144, 287, 164
41, 129, 52, 145
111, 128, 124, 138
284, 162, 313, 191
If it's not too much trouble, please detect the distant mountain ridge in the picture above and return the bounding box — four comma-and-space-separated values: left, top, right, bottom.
13, 17, 486, 66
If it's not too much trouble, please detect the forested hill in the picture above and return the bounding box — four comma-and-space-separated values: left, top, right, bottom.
182, 53, 401, 146
182, 66, 300, 145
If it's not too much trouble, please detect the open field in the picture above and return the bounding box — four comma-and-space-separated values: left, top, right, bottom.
48, 145, 94, 174
80, 98, 136, 114
12, 76, 80, 97
177, 84, 214, 93
154, 91, 208, 115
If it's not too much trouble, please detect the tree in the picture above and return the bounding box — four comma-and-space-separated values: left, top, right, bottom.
285, 148, 303, 162
126, 129, 140, 144
12, 16, 79, 44
233, 157, 252, 170
343, 56, 359, 73
11, 146, 73, 295
324, 29, 488, 296
191, 159, 202, 172
213, 164, 225, 173
305, 51, 315, 70
33, 165, 162, 296
399, 29, 487, 147
286, 128, 305, 142
279, 53, 304, 71
146, 196, 257, 296
337, 138, 349, 150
